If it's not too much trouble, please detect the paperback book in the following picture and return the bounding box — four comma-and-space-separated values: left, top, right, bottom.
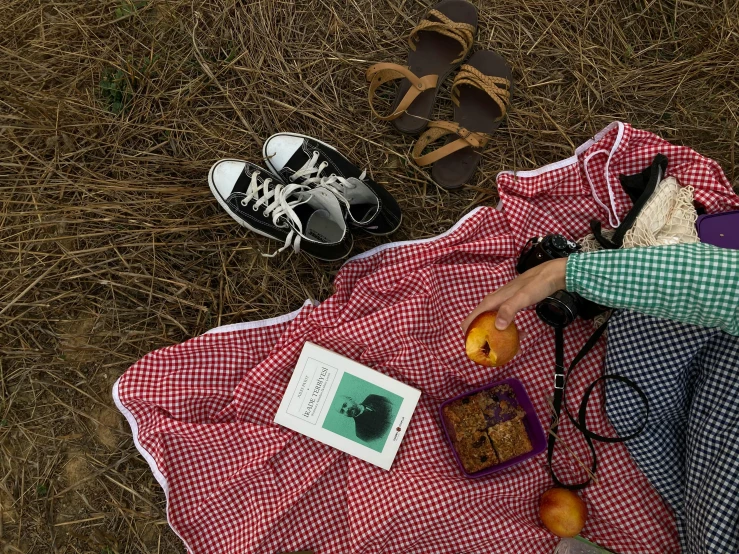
274, 342, 421, 470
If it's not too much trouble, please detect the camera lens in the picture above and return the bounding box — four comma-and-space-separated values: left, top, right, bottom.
536, 290, 579, 328
550, 235, 568, 252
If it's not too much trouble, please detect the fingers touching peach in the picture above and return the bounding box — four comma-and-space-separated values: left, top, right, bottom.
465, 311, 520, 367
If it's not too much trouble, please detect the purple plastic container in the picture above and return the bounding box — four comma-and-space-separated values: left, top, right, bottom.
696, 211, 739, 250
439, 377, 547, 478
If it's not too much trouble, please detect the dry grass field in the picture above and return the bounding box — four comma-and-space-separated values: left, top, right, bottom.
1, 0, 737, 551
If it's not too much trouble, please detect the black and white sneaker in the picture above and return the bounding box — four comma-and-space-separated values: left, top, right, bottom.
208, 159, 353, 261
262, 133, 402, 236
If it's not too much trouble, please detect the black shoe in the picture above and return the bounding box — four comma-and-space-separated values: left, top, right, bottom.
208, 159, 353, 261
262, 133, 402, 236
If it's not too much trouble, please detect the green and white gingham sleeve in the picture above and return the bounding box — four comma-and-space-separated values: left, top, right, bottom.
566, 243, 739, 336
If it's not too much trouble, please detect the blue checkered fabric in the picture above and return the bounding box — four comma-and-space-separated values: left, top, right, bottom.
604, 310, 739, 554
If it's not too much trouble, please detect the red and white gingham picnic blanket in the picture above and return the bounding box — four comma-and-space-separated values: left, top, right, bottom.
114, 122, 739, 554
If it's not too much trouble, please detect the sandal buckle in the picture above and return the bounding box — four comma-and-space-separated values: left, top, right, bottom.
457, 127, 471, 139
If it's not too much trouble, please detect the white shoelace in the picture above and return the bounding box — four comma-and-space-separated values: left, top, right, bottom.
240, 171, 310, 257
289, 151, 367, 213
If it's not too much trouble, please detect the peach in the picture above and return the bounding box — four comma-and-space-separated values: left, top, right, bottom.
465, 311, 519, 367
539, 487, 587, 538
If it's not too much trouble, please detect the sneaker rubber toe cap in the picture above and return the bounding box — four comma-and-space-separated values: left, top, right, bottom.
263, 134, 304, 173
209, 159, 246, 199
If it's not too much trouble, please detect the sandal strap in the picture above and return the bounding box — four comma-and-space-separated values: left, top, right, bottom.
408, 9, 475, 64
412, 121, 490, 167
366, 63, 438, 121
452, 64, 511, 118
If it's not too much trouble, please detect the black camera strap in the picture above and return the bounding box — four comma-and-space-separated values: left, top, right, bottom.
547, 314, 650, 490
590, 154, 668, 250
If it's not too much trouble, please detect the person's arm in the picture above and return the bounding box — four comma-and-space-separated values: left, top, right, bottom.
462, 243, 739, 336
566, 242, 739, 335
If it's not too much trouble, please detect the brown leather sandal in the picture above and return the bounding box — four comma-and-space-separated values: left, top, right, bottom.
411, 50, 512, 189
366, 0, 477, 135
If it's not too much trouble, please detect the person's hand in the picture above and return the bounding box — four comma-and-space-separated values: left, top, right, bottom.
461, 258, 568, 334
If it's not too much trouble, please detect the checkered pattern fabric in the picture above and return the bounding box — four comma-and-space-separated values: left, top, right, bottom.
605, 311, 739, 554
567, 242, 739, 336
114, 122, 739, 554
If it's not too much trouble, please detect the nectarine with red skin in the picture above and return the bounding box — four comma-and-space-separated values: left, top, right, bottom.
539, 487, 587, 538
464, 311, 519, 367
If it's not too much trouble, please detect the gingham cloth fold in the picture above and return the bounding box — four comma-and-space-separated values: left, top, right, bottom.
605, 311, 739, 554
114, 122, 739, 553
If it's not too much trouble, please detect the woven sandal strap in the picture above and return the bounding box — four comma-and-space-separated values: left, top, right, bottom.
408, 9, 475, 64
412, 121, 490, 167
366, 63, 438, 121
452, 64, 511, 119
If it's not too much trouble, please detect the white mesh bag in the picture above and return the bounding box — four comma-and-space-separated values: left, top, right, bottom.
580, 176, 699, 253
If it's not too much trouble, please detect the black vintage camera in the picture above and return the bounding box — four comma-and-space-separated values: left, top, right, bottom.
516, 235, 605, 328
516, 235, 580, 274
